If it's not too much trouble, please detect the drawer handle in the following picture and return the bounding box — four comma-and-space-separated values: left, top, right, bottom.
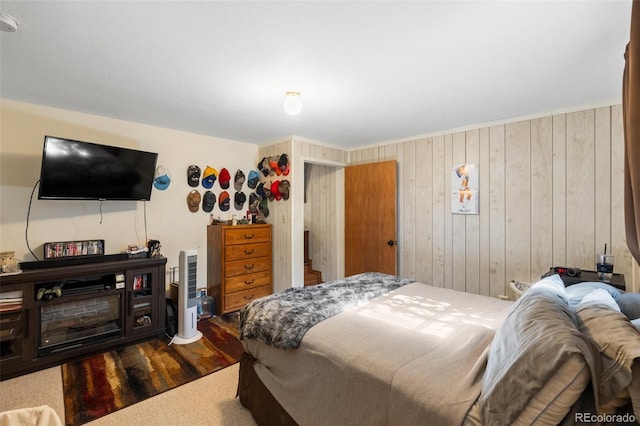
244, 279, 255, 285
244, 294, 255, 300
244, 234, 255, 239
244, 248, 255, 255
244, 264, 255, 270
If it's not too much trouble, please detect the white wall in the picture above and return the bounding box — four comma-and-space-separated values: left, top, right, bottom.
0, 99, 259, 292
4, 99, 636, 298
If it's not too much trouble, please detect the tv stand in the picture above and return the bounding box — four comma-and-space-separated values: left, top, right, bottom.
0, 256, 166, 380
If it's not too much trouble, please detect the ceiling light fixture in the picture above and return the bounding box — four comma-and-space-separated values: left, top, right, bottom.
283, 91, 302, 116
0, 12, 19, 32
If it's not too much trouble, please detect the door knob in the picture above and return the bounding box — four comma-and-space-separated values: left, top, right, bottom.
387, 240, 395, 246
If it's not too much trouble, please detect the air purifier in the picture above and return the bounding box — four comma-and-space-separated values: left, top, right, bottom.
171, 249, 202, 345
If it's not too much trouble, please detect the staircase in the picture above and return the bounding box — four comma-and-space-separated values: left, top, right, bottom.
303, 230, 323, 286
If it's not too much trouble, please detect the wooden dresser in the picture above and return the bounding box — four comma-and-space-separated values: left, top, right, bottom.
207, 224, 272, 315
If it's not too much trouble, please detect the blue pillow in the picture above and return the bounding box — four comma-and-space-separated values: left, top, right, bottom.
565, 282, 621, 309
617, 292, 640, 320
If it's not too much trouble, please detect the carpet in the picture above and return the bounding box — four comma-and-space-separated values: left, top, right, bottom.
61, 318, 244, 426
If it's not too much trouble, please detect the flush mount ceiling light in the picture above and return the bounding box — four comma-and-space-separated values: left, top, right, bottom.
283, 91, 302, 116
0, 12, 19, 32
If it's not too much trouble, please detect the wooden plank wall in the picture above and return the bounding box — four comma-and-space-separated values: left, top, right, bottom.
348, 105, 637, 295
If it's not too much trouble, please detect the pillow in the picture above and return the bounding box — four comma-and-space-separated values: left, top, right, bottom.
565, 282, 622, 309
617, 292, 640, 320
575, 304, 640, 415
529, 274, 568, 303
577, 288, 621, 312
479, 290, 594, 425
632, 318, 640, 331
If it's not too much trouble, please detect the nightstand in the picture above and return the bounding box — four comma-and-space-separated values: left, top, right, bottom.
541, 268, 625, 291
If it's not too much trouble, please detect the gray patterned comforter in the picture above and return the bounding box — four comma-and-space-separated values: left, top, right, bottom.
239, 272, 415, 349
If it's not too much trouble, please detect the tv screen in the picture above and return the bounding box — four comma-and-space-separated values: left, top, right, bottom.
38, 136, 158, 201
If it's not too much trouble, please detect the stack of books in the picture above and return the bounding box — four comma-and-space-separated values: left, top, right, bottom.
0, 290, 22, 313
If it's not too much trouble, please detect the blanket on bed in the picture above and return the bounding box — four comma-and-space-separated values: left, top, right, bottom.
242, 282, 514, 425
239, 272, 414, 349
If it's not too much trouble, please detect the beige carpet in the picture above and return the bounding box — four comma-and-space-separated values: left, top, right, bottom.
0, 357, 256, 425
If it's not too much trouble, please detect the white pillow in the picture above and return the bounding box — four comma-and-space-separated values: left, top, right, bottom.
632, 318, 640, 331
577, 288, 621, 312
565, 282, 622, 309
529, 274, 568, 303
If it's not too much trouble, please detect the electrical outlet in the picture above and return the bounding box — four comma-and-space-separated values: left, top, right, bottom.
281, 213, 287, 224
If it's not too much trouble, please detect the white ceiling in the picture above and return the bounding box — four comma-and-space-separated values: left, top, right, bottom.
0, 1, 632, 149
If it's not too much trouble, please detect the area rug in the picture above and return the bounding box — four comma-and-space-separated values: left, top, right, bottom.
62, 318, 244, 426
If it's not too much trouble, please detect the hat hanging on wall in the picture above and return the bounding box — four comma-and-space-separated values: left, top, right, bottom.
219, 168, 231, 189
234, 191, 246, 210
187, 165, 201, 187
234, 169, 245, 191
202, 166, 218, 189
247, 170, 260, 189
269, 157, 281, 176
279, 180, 290, 200
278, 154, 290, 176
271, 180, 282, 201
248, 192, 260, 213
256, 182, 267, 200
153, 165, 172, 190
187, 190, 201, 212
202, 190, 216, 212
258, 199, 270, 217
258, 157, 271, 177
219, 191, 230, 211
264, 181, 273, 201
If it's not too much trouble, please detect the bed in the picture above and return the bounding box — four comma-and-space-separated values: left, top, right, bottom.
237, 272, 640, 425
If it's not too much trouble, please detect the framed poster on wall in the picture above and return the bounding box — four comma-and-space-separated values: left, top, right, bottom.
451, 163, 478, 214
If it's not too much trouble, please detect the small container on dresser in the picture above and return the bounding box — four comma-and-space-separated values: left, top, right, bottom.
207, 224, 272, 315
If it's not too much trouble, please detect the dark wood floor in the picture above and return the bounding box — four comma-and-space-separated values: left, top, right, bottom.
210, 311, 241, 339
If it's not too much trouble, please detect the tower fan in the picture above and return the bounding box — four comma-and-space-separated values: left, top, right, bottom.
172, 249, 203, 345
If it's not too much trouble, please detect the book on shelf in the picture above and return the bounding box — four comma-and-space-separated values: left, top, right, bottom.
0, 292, 23, 312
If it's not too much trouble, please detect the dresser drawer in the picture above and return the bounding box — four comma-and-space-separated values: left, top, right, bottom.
225, 284, 271, 311
226, 271, 270, 293
225, 242, 271, 261
225, 227, 270, 245
225, 257, 271, 278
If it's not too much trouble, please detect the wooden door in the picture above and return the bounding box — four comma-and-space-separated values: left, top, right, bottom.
344, 160, 397, 275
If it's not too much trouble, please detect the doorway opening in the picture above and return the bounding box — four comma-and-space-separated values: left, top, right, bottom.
302, 160, 344, 283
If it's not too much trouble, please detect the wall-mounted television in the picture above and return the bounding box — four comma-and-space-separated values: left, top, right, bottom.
38, 136, 158, 201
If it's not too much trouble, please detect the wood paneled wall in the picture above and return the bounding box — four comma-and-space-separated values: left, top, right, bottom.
262, 105, 637, 295
348, 105, 638, 295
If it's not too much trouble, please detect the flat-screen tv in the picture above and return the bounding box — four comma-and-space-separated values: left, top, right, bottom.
38, 136, 158, 201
